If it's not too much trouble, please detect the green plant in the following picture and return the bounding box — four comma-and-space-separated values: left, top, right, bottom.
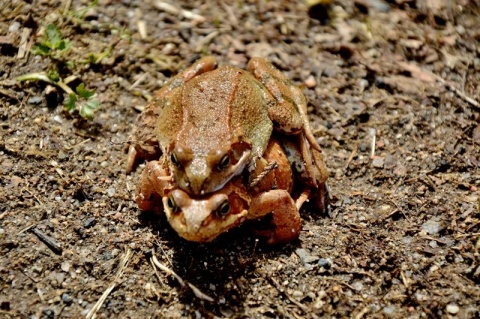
65, 83, 99, 120
31, 24, 71, 59
17, 23, 100, 120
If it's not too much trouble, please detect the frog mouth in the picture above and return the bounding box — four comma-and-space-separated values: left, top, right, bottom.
163, 189, 248, 242
181, 148, 251, 195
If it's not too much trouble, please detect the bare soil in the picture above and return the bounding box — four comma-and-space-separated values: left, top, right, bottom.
1, 0, 479, 318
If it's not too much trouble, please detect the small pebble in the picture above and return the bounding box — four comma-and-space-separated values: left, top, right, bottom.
295, 248, 319, 264
83, 218, 96, 228
61, 261, 71, 272
383, 305, 396, 315
9, 21, 21, 32
107, 187, 116, 197
41, 309, 55, 319
292, 290, 303, 298
318, 258, 332, 269
53, 115, 63, 124
304, 75, 316, 88
62, 293, 73, 305
32, 265, 43, 273
58, 151, 68, 160
28, 96, 43, 105
422, 219, 443, 235
446, 304, 459, 314
372, 156, 384, 168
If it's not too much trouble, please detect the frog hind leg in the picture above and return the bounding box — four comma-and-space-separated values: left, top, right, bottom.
247, 57, 321, 152
249, 189, 301, 245
281, 133, 329, 213
127, 102, 163, 173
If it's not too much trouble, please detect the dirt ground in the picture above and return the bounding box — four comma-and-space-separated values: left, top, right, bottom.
1, 0, 480, 318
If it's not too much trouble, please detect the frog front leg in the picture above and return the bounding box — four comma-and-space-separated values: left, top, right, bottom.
247, 57, 321, 152
249, 189, 301, 245
126, 101, 163, 173
135, 160, 174, 214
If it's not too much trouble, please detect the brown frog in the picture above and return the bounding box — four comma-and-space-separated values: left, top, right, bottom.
128, 56, 326, 199
135, 138, 305, 244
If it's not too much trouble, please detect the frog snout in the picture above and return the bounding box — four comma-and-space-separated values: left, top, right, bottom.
184, 158, 211, 195
188, 174, 209, 195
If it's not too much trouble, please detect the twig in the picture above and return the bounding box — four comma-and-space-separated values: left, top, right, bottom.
152, 1, 206, 22
151, 253, 214, 302
149, 256, 164, 285
86, 249, 133, 319
354, 306, 370, 319
17, 224, 35, 235
345, 143, 358, 169
187, 283, 215, 302
17, 28, 32, 59
433, 72, 479, 108
400, 271, 409, 288
21, 269, 39, 283
31, 227, 63, 255
455, 232, 480, 239
195, 31, 219, 52
369, 128, 376, 158
249, 161, 277, 188
151, 254, 184, 286
155, 239, 174, 267
422, 236, 448, 245
137, 20, 147, 39
323, 277, 357, 291
129, 73, 148, 90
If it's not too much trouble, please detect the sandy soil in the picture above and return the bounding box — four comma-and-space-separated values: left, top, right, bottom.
1, 0, 479, 318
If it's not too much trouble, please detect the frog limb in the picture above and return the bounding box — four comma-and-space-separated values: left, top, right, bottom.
247, 57, 322, 152
249, 189, 301, 245
135, 161, 173, 213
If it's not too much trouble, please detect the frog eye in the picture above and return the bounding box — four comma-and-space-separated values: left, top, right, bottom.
214, 200, 230, 218
170, 152, 180, 167
217, 154, 230, 170
166, 196, 179, 214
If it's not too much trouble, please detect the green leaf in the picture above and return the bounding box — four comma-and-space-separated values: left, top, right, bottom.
76, 83, 95, 99
47, 70, 60, 82
66, 60, 75, 70
31, 43, 51, 56
79, 99, 99, 120
46, 24, 63, 49
64, 93, 77, 113
57, 39, 72, 52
